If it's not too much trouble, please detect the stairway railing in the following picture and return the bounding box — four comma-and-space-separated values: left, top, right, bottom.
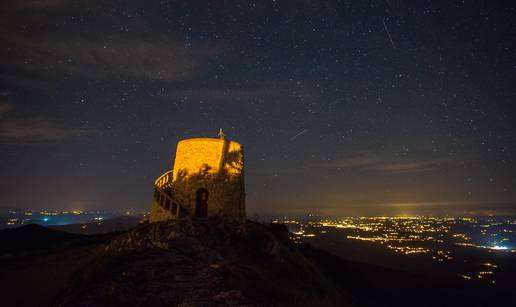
153, 170, 181, 216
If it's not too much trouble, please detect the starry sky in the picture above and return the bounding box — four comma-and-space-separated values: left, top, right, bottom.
1, 1, 515, 216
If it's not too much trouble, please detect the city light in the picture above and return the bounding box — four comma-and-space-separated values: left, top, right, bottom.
278, 215, 515, 283
3, 209, 142, 227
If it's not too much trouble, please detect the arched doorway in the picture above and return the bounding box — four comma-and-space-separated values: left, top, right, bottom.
195, 188, 208, 217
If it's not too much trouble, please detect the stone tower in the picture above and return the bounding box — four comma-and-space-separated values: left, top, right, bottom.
150, 133, 245, 222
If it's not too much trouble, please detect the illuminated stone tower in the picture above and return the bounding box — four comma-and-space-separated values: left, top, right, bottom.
150, 131, 245, 222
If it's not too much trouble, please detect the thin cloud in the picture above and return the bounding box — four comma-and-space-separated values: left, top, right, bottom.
322, 154, 385, 169
165, 80, 318, 106
368, 160, 450, 173
320, 151, 455, 174
1, 34, 222, 81
0, 101, 12, 115
0, 117, 94, 143
0, 0, 223, 82
3, 0, 67, 10
169, 83, 303, 103
0, 102, 97, 144
250, 150, 457, 176
169, 87, 279, 102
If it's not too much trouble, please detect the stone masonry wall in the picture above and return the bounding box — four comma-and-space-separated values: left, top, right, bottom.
172, 138, 245, 221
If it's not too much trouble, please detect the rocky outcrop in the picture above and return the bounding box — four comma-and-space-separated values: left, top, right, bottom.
56, 217, 354, 307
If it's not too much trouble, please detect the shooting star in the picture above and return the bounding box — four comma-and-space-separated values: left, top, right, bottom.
382, 18, 397, 50
290, 129, 308, 141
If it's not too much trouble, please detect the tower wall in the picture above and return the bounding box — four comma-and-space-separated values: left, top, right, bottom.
171, 138, 245, 220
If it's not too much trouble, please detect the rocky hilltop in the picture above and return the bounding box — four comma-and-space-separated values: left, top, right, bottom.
56, 218, 354, 307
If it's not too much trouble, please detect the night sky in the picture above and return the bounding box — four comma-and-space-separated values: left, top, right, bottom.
1, 1, 515, 216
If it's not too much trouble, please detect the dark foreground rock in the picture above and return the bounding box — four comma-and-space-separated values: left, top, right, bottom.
55, 217, 355, 307
2, 219, 514, 306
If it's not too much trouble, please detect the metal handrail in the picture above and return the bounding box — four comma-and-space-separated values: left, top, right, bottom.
155, 170, 174, 188
153, 170, 181, 216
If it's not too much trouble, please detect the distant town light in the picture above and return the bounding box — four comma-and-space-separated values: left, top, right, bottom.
490, 245, 508, 250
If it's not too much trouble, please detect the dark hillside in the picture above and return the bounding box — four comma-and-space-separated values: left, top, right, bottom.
57, 218, 354, 306
0, 224, 80, 254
